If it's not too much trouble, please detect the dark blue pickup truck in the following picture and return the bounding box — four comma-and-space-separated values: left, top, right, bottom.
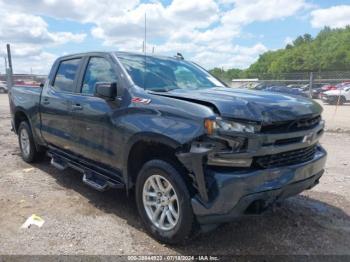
9, 52, 326, 243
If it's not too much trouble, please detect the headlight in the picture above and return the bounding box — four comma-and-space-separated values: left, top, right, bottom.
205, 118, 256, 135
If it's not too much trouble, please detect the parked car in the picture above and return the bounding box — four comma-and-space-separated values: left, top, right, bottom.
264, 85, 309, 97
309, 84, 331, 99
322, 86, 350, 105
287, 84, 303, 89
9, 52, 326, 243
336, 82, 350, 89
321, 84, 337, 91
0, 81, 8, 93
253, 82, 270, 90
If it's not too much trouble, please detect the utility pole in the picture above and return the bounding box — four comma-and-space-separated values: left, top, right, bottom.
4, 55, 7, 71
309, 72, 313, 98
6, 44, 14, 90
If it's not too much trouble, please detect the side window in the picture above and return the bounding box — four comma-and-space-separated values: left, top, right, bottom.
53, 58, 81, 92
81, 57, 117, 94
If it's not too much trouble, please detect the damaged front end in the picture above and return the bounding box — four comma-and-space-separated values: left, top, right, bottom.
176, 118, 259, 202
176, 115, 327, 224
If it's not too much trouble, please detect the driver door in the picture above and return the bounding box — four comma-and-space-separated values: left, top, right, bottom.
69, 56, 121, 168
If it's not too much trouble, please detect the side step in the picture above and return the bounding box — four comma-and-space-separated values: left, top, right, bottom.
82, 171, 124, 191
48, 149, 124, 192
51, 157, 68, 171
83, 171, 109, 191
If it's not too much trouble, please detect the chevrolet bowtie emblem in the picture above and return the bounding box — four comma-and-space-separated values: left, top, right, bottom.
303, 132, 314, 144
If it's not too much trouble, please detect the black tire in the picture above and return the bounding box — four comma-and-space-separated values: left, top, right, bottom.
338, 96, 346, 105
327, 97, 337, 105
18, 121, 43, 163
135, 159, 194, 244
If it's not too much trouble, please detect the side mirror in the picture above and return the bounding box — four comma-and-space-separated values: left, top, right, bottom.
95, 82, 117, 100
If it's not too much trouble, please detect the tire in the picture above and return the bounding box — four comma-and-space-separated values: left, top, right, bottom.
338, 96, 346, 105
18, 121, 43, 163
135, 159, 194, 244
327, 97, 337, 105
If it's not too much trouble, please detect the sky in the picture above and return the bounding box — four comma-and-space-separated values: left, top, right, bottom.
0, 0, 350, 74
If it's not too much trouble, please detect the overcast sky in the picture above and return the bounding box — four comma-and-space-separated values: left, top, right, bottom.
0, 0, 350, 74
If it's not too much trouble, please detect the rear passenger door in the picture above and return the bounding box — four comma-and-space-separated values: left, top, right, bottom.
69, 56, 121, 168
40, 57, 82, 150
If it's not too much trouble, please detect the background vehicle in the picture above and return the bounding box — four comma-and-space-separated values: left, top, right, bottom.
9, 52, 326, 244
0, 81, 8, 93
264, 85, 309, 97
322, 86, 350, 105
298, 83, 328, 99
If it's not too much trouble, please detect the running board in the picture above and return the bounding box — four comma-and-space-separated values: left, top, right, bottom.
47, 148, 125, 191
83, 172, 109, 191
50, 157, 68, 171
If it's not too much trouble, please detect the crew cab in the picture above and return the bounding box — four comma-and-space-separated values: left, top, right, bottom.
9, 52, 327, 243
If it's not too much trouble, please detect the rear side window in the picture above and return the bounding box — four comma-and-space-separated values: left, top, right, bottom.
53, 58, 81, 92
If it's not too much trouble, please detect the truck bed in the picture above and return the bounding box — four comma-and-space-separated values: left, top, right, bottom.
9, 85, 43, 138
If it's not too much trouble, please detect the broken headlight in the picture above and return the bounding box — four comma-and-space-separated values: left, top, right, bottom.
205, 118, 257, 135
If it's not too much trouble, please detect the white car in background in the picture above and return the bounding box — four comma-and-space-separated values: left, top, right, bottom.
322, 85, 350, 105
0, 81, 8, 93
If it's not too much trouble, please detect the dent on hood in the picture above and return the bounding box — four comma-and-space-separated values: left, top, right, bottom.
153, 88, 323, 123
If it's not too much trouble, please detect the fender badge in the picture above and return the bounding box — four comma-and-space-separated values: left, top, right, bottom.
131, 97, 151, 104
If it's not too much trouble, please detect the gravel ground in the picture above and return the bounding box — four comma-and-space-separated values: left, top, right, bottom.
0, 94, 349, 255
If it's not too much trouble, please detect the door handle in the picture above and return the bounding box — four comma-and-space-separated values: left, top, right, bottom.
42, 97, 50, 105
72, 104, 83, 110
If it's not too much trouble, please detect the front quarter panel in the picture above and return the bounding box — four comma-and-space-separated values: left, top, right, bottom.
116, 90, 216, 183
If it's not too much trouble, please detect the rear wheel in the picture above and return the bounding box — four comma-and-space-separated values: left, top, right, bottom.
135, 160, 194, 244
18, 121, 43, 163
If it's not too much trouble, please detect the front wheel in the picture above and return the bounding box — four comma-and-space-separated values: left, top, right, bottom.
135, 160, 194, 244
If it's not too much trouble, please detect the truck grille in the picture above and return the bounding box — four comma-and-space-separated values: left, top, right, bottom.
253, 145, 317, 169
261, 115, 321, 133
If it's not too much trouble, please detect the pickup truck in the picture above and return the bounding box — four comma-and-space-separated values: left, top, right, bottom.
9, 52, 327, 244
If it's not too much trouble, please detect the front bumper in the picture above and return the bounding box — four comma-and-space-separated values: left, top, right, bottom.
190, 145, 327, 224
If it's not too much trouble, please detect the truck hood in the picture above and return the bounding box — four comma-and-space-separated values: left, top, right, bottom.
152, 87, 322, 123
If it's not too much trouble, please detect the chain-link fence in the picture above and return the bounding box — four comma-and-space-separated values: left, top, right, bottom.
212, 71, 350, 101
214, 71, 350, 85
217, 71, 349, 87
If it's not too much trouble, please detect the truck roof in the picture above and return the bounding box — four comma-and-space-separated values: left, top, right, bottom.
58, 51, 182, 61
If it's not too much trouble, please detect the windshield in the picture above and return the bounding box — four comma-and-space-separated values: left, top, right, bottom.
117, 53, 225, 92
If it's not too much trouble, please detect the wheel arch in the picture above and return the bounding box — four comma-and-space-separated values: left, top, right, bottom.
13, 108, 44, 152
124, 132, 190, 190
14, 109, 31, 133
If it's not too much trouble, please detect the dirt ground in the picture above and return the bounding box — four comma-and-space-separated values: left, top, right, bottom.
0, 94, 349, 255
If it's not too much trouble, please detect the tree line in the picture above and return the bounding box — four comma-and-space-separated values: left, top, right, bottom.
210, 26, 350, 81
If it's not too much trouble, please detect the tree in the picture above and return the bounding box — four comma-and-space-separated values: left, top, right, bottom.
209, 26, 350, 81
